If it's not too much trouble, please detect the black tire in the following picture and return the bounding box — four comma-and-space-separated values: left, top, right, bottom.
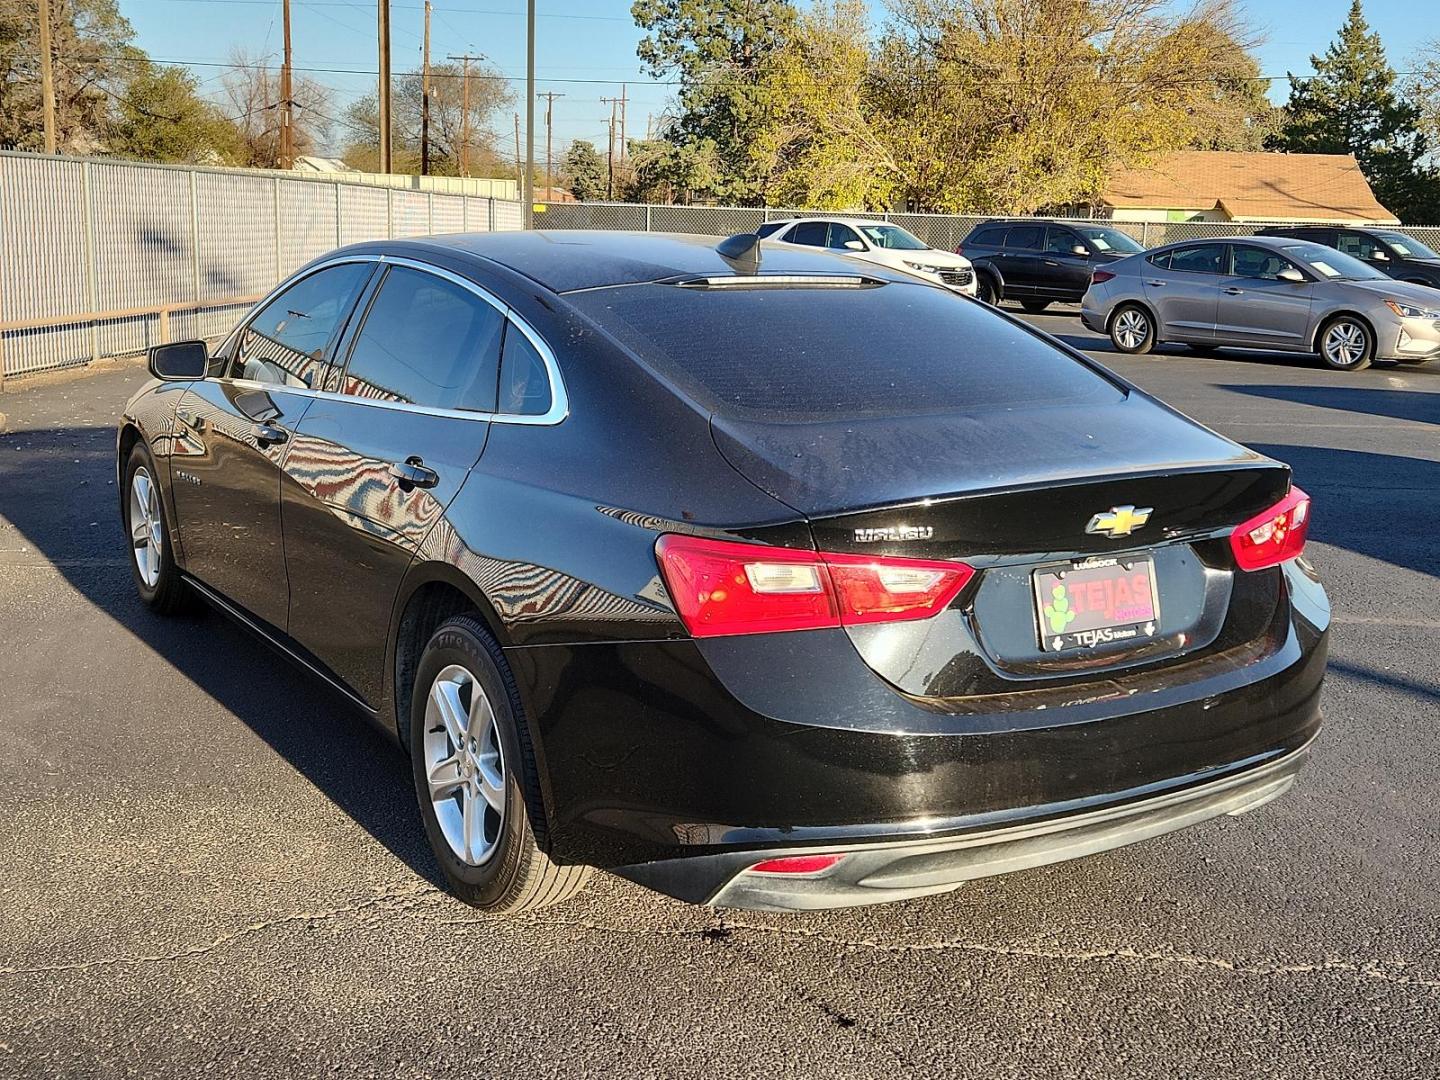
975, 274, 998, 305
123, 443, 197, 615
1020, 300, 1051, 314
1316, 315, 1374, 371
409, 613, 591, 913
1109, 303, 1156, 355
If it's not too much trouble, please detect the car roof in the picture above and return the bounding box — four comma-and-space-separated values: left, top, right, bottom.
329, 230, 917, 294
1162, 234, 1300, 252
777, 216, 898, 228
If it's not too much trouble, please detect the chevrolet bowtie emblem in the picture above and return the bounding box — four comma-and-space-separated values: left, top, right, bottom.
1086, 505, 1152, 538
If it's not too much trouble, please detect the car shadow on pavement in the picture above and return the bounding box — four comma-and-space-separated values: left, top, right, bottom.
1221, 384, 1440, 427
0, 424, 446, 888
1248, 442, 1439, 580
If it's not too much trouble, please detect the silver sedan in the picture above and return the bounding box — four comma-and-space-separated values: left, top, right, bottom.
1080, 234, 1440, 371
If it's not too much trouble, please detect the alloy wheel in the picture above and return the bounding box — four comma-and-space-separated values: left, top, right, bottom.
423, 664, 507, 866
1323, 321, 1367, 367
1114, 309, 1149, 350
129, 466, 163, 588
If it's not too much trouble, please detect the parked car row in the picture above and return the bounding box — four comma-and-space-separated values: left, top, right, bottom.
772, 214, 1440, 374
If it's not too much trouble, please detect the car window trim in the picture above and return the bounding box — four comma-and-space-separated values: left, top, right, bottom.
211, 253, 568, 427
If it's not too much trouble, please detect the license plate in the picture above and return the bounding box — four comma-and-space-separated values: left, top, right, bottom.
1033, 556, 1160, 652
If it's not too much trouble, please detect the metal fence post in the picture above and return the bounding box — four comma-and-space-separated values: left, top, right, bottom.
189, 169, 202, 304
333, 183, 342, 247
387, 189, 395, 238
81, 160, 100, 363
645, 204, 652, 232
273, 176, 283, 279
427, 192, 435, 235
489, 197, 496, 232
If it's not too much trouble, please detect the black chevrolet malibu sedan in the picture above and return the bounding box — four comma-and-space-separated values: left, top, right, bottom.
119, 230, 1328, 913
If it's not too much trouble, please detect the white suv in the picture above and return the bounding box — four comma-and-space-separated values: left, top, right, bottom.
757, 217, 978, 296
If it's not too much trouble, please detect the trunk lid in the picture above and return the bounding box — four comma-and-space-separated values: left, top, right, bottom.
712, 393, 1292, 698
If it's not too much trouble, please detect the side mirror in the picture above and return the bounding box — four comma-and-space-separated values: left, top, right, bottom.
149, 340, 209, 381
1071, 245, 1090, 257
843, 239, 865, 251
1276, 267, 1306, 284
1372, 250, 1390, 261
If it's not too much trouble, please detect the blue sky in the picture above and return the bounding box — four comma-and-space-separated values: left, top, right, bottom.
120, 0, 1440, 163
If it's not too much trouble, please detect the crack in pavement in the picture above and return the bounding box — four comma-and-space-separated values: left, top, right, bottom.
0, 883, 439, 976
4, 886, 1437, 997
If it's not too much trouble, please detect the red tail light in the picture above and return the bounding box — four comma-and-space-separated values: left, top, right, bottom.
654, 535, 975, 638
1090, 269, 1116, 284
1230, 486, 1310, 571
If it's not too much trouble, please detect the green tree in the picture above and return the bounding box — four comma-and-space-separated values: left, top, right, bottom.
559, 140, 606, 200
110, 60, 240, 164
750, 0, 897, 210
866, 0, 1274, 214
0, 0, 135, 152
1271, 0, 1433, 221
631, 0, 798, 204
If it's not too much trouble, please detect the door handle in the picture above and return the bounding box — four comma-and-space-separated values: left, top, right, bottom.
1043, 259, 1059, 266
1145, 280, 1166, 287
251, 422, 289, 447
388, 458, 439, 490
1224, 287, 1244, 295
176, 406, 204, 433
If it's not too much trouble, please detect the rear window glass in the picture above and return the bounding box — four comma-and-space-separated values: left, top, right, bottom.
568, 282, 1123, 421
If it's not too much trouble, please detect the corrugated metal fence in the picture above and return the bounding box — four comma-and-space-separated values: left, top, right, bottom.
0, 151, 525, 381
535, 201, 1440, 255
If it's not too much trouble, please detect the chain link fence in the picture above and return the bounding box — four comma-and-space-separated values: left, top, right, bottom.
0, 151, 525, 382
535, 201, 1440, 256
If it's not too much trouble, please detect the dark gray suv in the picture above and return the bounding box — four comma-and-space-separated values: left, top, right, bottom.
958, 220, 1146, 309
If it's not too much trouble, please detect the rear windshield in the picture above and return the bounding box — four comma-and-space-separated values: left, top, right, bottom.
568, 281, 1123, 420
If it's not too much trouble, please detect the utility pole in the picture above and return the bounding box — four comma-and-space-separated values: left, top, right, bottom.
37, 0, 56, 153
646, 113, 653, 141
600, 94, 621, 198
279, 0, 294, 169
377, 0, 392, 172
524, 0, 535, 228
420, 0, 431, 175
447, 53, 484, 177
513, 112, 522, 191
540, 91, 564, 197
618, 83, 627, 162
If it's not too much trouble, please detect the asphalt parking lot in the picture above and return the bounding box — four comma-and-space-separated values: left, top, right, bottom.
1, 310, 1437, 1080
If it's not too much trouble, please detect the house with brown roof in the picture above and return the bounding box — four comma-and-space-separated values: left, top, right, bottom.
1098, 150, 1398, 225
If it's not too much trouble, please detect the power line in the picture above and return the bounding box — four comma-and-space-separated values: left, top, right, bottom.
124, 0, 629, 20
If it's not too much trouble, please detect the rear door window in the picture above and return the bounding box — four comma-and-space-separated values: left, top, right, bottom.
1005, 226, 1044, 251
1165, 244, 1226, 274
340, 266, 506, 411
789, 221, 828, 247
970, 227, 1007, 247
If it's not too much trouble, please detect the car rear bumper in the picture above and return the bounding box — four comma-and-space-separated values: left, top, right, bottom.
626, 736, 1314, 911
509, 562, 1328, 892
